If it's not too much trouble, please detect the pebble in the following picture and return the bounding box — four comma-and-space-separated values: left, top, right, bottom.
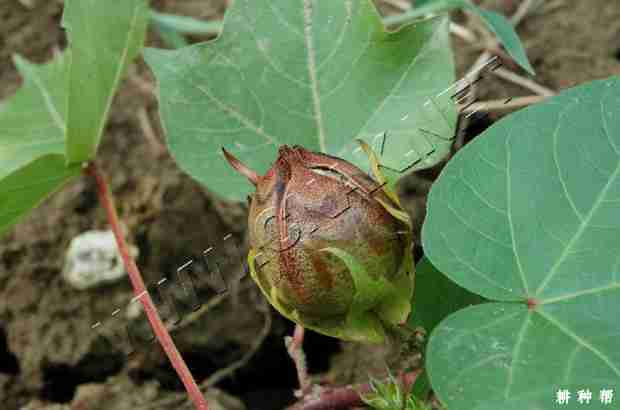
62, 230, 138, 290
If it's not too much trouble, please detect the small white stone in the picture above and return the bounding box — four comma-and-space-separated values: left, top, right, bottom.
63, 230, 138, 290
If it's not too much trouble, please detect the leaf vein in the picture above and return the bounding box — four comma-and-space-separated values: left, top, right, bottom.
504, 312, 531, 398
196, 85, 278, 146
439, 231, 517, 294
22, 61, 66, 134
445, 202, 511, 249
506, 130, 529, 294
553, 108, 584, 222
540, 282, 620, 305
458, 169, 507, 215
535, 155, 620, 294
536, 309, 620, 377
600, 99, 619, 155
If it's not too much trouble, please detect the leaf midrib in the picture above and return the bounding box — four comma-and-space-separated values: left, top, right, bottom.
66, 0, 144, 163
20, 59, 66, 134
94, 2, 143, 158
302, 0, 327, 152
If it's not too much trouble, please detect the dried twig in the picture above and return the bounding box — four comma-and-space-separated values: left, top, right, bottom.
510, 0, 540, 26
450, 22, 477, 43
465, 0, 553, 95
453, 72, 479, 151
385, 0, 552, 98
137, 107, 167, 156
491, 66, 555, 96
462, 0, 555, 120
173, 280, 255, 332
202, 298, 272, 388
459, 95, 548, 113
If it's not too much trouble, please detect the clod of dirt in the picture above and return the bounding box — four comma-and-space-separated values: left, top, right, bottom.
62, 230, 137, 290
22, 374, 245, 410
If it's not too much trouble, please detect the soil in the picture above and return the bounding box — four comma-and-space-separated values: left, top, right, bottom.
1, 0, 619, 409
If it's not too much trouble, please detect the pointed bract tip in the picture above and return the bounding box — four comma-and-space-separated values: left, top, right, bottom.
222, 147, 259, 186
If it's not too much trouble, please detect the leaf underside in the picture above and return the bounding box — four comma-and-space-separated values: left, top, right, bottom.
145, 0, 457, 201
423, 77, 620, 410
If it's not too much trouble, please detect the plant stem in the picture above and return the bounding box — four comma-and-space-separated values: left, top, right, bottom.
85, 162, 209, 410
287, 369, 423, 410
491, 66, 556, 96
286, 324, 311, 397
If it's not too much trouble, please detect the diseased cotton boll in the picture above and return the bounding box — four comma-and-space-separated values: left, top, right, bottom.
223, 142, 415, 343
63, 230, 138, 290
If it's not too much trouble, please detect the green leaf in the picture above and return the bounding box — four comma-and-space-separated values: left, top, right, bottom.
62, 0, 149, 163
145, 1, 456, 201
410, 369, 432, 403
383, 0, 534, 75
469, 5, 534, 75
0, 55, 70, 181
149, 11, 222, 36
422, 77, 620, 409
0, 0, 149, 236
152, 21, 190, 49
0, 55, 76, 235
408, 257, 483, 334
149, 11, 224, 49
0, 155, 80, 233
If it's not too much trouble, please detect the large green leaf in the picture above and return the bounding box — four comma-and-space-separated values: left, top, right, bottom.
0, 0, 149, 235
144, 0, 456, 201
422, 77, 620, 409
62, 0, 149, 163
